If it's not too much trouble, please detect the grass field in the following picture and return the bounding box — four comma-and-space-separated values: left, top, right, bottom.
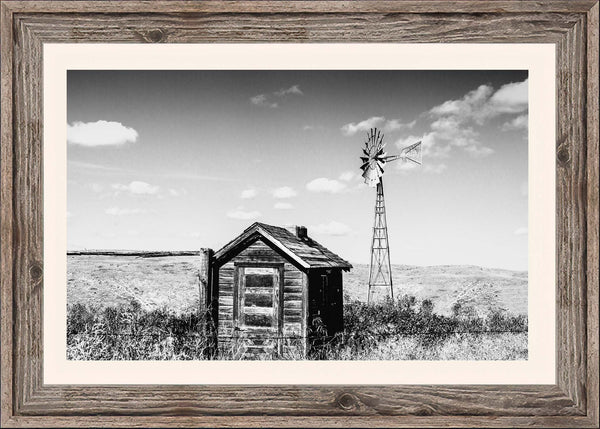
325, 332, 528, 360
67, 297, 528, 361
68, 255, 527, 316
67, 254, 528, 360
67, 255, 202, 314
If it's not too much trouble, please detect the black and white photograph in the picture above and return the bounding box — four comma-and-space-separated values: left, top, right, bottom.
66, 69, 529, 361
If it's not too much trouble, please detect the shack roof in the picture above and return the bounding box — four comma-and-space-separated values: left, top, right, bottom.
214, 222, 352, 271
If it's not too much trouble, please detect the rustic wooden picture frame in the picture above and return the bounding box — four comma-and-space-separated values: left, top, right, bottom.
1, 1, 598, 427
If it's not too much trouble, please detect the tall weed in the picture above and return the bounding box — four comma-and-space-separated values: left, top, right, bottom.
67, 299, 213, 360
68, 294, 528, 361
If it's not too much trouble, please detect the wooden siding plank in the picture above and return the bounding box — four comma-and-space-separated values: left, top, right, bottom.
283, 270, 303, 279
219, 268, 234, 276
284, 293, 303, 301
219, 274, 234, 282
219, 297, 233, 306
243, 307, 273, 316
284, 302, 302, 310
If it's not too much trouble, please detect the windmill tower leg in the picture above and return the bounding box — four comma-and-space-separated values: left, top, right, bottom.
368, 179, 394, 304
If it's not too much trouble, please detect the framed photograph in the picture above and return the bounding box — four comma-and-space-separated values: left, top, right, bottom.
1, 1, 598, 427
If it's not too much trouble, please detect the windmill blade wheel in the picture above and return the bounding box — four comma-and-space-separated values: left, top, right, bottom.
360, 127, 387, 187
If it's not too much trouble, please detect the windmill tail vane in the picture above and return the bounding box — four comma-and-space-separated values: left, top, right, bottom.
359, 127, 422, 303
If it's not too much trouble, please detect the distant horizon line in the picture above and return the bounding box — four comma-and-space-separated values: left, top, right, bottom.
66, 249, 527, 272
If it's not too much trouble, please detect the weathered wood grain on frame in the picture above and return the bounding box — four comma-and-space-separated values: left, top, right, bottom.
0, 1, 598, 427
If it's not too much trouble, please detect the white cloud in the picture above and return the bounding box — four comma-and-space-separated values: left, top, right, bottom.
430, 116, 463, 134
501, 114, 528, 131
429, 118, 482, 152
514, 227, 528, 235
384, 118, 416, 132
430, 84, 493, 119
67, 120, 138, 146
429, 79, 528, 124
112, 181, 159, 195
241, 188, 258, 199
430, 117, 478, 148
272, 186, 297, 199
274, 202, 293, 210
489, 79, 528, 114
409, 80, 528, 159
226, 208, 261, 220
105, 207, 146, 216
341, 116, 416, 136
274, 85, 303, 97
306, 178, 347, 194
341, 116, 385, 136
251, 84, 302, 108
310, 221, 351, 236
250, 94, 278, 108
338, 171, 356, 182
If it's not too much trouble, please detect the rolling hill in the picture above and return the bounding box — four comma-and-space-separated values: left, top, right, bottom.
67, 255, 527, 316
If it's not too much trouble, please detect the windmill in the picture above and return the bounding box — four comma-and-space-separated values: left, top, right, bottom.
360, 128, 422, 303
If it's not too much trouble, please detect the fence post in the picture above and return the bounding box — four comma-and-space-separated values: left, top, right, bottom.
199, 248, 215, 358
199, 248, 213, 314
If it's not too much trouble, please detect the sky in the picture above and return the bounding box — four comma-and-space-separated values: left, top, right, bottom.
67, 70, 528, 270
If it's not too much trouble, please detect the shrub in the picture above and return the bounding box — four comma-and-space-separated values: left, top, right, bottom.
309, 293, 528, 360
67, 302, 96, 337
67, 300, 213, 360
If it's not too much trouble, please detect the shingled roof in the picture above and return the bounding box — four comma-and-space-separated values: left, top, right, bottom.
214, 222, 352, 271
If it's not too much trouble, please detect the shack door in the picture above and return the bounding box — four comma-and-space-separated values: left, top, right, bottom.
234, 266, 283, 359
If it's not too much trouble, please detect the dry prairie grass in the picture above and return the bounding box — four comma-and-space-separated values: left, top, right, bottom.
67, 300, 212, 360
68, 255, 201, 313
67, 255, 528, 361
67, 297, 527, 361
327, 333, 527, 360
68, 256, 527, 317
344, 264, 527, 316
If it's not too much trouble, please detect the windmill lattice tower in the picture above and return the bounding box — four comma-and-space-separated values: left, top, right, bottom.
359, 128, 422, 303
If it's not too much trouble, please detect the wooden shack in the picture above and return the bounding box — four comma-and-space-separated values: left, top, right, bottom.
206, 222, 352, 359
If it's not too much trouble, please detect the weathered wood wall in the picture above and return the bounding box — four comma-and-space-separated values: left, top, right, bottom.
216, 239, 306, 358
198, 248, 212, 316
